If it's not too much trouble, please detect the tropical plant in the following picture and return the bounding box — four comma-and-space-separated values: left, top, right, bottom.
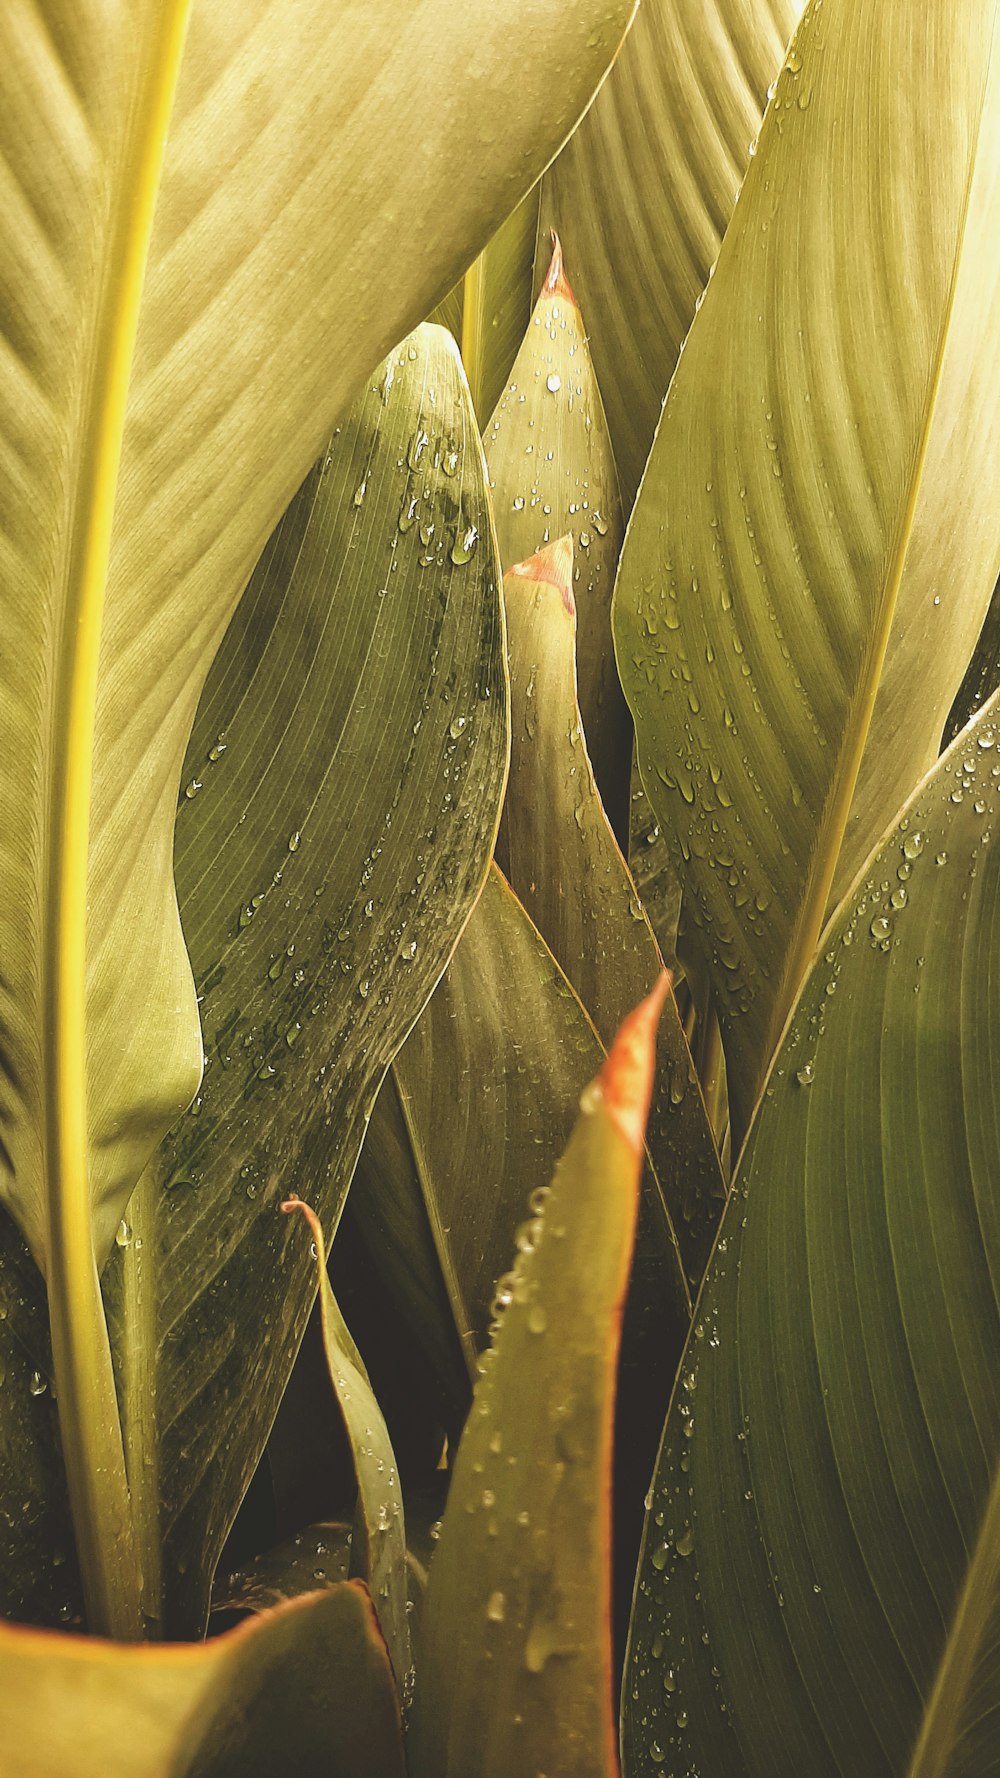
1, 0, 998, 1774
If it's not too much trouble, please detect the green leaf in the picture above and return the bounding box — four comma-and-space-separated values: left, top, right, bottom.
614, 0, 1000, 1140
485, 238, 630, 836
282, 1198, 410, 1693
538, 0, 805, 503
349, 1072, 473, 1439
943, 570, 1000, 750
438, 188, 542, 425
0, 0, 637, 1633
408, 979, 670, 1778
628, 762, 682, 976
99, 326, 508, 1636
624, 695, 1000, 1778
498, 539, 724, 1281
354, 866, 690, 1646
0, 1581, 404, 1778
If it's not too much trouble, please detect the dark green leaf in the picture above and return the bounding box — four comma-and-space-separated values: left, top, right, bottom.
624, 694, 1000, 1777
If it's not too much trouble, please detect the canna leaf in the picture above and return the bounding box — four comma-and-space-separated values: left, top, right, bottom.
0, 1581, 404, 1778
628, 765, 682, 976
0, 0, 636, 1634
498, 540, 724, 1281
352, 866, 690, 1648
435, 189, 542, 426
485, 238, 630, 836
98, 327, 508, 1636
614, 0, 1000, 1140
942, 570, 1000, 751
282, 1197, 410, 1693
538, 0, 805, 503
348, 1071, 473, 1440
408, 978, 670, 1778
624, 694, 1000, 1778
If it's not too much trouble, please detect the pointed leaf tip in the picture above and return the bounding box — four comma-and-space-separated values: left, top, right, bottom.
598, 971, 672, 1156
541, 229, 579, 307
281, 1195, 326, 1264
506, 535, 575, 614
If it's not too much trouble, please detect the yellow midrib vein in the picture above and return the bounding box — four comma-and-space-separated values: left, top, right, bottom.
44, 0, 192, 1640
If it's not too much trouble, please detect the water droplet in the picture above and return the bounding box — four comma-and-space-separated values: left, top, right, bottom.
869, 916, 892, 944
451, 524, 478, 565
675, 1526, 695, 1558
486, 1590, 506, 1623
29, 1371, 46, 1398
353, 479, 367, 507
449, 715, 467, 740
795, 1062, 814, 1087
184, 779, 202, 801
902, 831, 925, 861
527, 1302, 548, 1335
545, 373, 561, 393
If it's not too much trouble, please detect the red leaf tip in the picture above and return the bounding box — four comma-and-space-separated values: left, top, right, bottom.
598, 972, 672, 1156
541, 230, 579, 308
506, 535, 575, 614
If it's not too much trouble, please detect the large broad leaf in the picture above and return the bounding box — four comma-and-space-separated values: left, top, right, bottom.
614, 0, 1000, 1140
97, 327, 508, 1637
498, 540, 724, 1281
0, 1581, 404, 1778
0, 0, 635, 1634
538, 0, 805, 503
623, 695, 1000, 1777
408, 979, 669, 1778
485, 239, 630, 836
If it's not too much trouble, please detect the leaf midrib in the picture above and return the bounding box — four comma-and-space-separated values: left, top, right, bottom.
906, 1458, 1000, 1778
43, 2, 192, 1639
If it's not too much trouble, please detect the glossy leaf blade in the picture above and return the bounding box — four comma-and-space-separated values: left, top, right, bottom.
101, 327, 508, 1636
450, 188, 542, 425
499, 541, 724, 1280
538, 0, 804, 502
0, 1582, 403, 1778
614, 0, 1000, 1137
485, 239, 629, 834
408, 980, 669, 1778
282, 1197, 410, 1692
0, 0, 635, 1633
624, 697, 1000, 1778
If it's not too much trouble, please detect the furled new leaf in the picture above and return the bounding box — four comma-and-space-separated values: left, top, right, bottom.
615, 0, 1000, 1139
485, 239, 629, 834
498, 540, 724, 1279
624, 695, 1000, 1777
282, 1197, 410, 1691
100, 327, 508, 1636
408, 980, 669, 1778
0, 0, 636, 1634
0, 1582, 404, 1778
538, 0, 805, 502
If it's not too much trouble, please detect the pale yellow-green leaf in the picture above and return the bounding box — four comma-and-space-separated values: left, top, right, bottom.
485, 242, 629, 835
498, 540, 724, 1280
0, 1583, 404, 1778
0, 0, 636, 1634
614, 0, 1000, 1138
538, 0, 805, 502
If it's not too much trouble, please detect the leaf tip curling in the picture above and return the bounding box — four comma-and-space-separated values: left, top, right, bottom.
597, 971, 672, 1156
541, 229, 579, 309
506, 534, 575, 614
